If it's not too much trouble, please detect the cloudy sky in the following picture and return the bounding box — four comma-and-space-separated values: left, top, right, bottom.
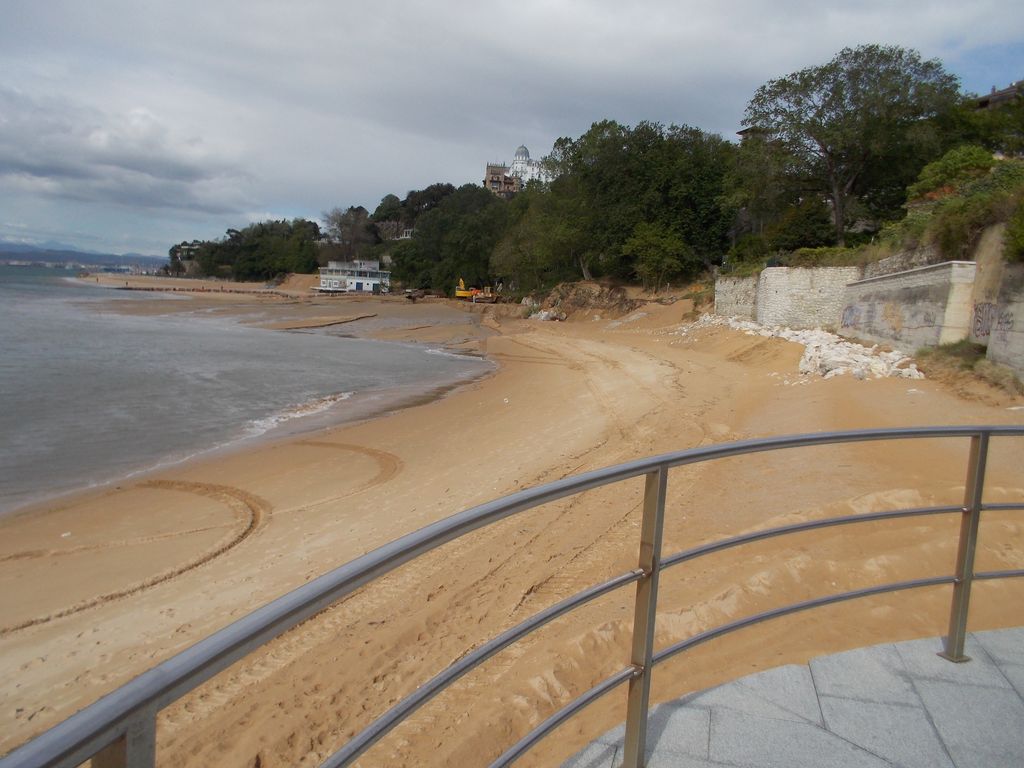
2, 1, 1022, 257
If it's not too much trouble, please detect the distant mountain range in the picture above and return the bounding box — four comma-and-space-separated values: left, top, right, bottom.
0, 240, 166, 267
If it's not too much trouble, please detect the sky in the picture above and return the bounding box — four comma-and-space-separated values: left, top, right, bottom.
1, 1, 1022, 257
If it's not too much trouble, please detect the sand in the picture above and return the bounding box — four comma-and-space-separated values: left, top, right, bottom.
2, 279, 1023, 767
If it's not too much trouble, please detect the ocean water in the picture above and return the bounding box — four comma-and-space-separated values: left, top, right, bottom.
0, 266, 490, 515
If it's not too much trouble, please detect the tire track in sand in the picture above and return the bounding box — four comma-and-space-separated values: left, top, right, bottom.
160, 329, 706, 762
0, 481, 269, 636
0, 525, 234, 563
272, 443, 404, 515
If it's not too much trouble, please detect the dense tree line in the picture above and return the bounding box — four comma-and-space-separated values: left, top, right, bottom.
170, 44, 1022, 292
168, 219, 321, 281
729, 45, 1020, 261
379, 121, 735, 293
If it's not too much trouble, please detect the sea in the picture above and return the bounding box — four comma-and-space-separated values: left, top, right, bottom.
0, 266, 491, 516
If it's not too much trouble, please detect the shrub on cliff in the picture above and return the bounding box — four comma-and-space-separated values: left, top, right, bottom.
1007, 199, 1024, 262
907, 145, 996, 201
928, 158, 1024, 259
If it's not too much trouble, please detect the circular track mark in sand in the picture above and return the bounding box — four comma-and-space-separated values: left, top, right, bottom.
0, 481, 270, 636
276, 442, 404, 514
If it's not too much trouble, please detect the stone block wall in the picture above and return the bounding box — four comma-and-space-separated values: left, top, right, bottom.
713, 275, 758, 319
986, 264, 1024, 379
838, 262, 976, 349
755, 267, 863, 329
862, 244, 942, 280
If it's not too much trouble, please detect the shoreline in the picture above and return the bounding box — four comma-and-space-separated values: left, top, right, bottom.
0, 368, 494, 524
2, 277, 1023, 766
1, 280, 498, 521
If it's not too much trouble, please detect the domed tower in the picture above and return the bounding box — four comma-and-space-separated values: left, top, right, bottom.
508, 145, 533, 185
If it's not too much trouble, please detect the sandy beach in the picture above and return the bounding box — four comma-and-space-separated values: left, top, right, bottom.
2, 276, 1023, 767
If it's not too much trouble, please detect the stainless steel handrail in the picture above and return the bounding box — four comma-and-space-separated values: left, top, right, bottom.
2, 426, 1022, 768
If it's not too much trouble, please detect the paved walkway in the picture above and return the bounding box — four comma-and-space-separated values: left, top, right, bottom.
563, 627, 1024, 768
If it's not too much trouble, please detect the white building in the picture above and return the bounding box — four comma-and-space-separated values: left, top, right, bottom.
484, 145, 552, 198
317, 260, 390, 294
507, 145, 551, 185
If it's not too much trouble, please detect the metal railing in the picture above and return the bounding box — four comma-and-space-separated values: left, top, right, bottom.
3, 426, 1023, 768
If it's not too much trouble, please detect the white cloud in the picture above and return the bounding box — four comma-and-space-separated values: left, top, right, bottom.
0, 88, 250, 214
0, 0, 1021, 254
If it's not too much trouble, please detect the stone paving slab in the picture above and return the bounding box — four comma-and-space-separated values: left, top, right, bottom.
562, 627, 1024, 768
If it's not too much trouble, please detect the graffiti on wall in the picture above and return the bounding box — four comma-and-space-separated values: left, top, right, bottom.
973, 302, 1014, 341
973, 302, 999, 339
882, 302, 905, 338
841, 304, 861, 328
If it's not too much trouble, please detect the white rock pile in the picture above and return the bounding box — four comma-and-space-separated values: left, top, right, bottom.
529, 308, 567, 321
675, 314, 925, 380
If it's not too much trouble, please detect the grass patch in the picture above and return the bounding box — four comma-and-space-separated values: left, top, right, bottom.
975, 359, 1024, 395
682, 283, 714, 308
916, 339, 987, 370
780, 246, 868, 268
917, 340, 1024, 398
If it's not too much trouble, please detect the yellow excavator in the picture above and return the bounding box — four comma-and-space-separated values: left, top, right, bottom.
454, 277, 497, 302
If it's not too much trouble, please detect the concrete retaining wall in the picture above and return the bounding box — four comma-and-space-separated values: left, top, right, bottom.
969, 224, 1008, 345
838, 262, 976, 349
986, 264, 1024, 379
713, 275, 758, 320
755, 267, 862, 329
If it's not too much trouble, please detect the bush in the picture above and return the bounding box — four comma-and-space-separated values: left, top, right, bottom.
907, 145, 995, 201
781, 246, 863, 267
975, 360, 1024, 395
917, 342, 1024, 397
879, 206, 932, 250
926, 158, 1024, 259
729, 233, 769, 264
917, 339, 987, 370
1006, 198, 1024, 262
765, 198, 835, 251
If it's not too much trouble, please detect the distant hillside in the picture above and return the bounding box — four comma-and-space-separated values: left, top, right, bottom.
0, 241, 165, 267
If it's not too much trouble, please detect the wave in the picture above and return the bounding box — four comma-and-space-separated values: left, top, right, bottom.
246, 391, 354, 436
424, 347, 486, 361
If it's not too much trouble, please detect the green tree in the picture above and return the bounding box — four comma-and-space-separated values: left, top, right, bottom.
743, 44, 960, 245
402, 183, 456, 227
724, 131, 799, 241
321, 206, 377, 261
621, 222, 693, 291
939, 95, 1024, 158
765, 197, 835, 251
390, 184, 507, 292
543, 120, 733, 279
490, 186, 583, 290
185, 219, 321, 281
371, 193, 402, 222
166, 242, 192, 276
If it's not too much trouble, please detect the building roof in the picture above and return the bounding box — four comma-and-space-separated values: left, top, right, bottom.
976, 80, 1022, 109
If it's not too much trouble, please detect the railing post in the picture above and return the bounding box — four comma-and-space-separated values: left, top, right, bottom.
622, 467, 667, 768
92, 713, 157, 768
940, 432, 990, 662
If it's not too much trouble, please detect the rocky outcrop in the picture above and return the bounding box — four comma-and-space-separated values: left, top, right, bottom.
539, 282, 643, 317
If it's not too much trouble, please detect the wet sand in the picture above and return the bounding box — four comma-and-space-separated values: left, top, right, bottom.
1, 278, 1022, 766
